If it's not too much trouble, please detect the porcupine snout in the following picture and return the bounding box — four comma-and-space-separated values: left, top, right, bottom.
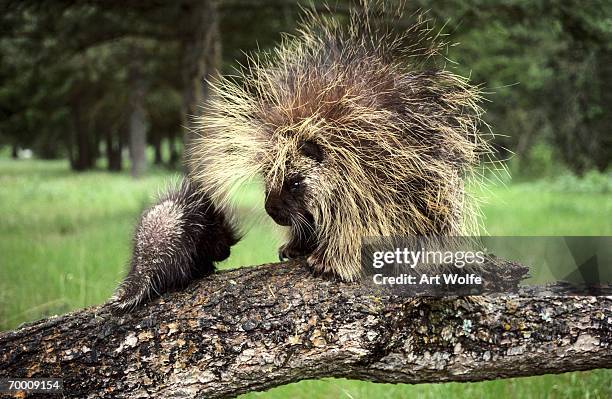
264, 191, 292, 226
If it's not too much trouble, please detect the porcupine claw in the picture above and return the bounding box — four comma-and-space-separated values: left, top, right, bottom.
278, 242, 307, 261
278, 244, 298, 261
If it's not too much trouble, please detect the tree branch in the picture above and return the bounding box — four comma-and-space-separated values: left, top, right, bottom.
1, 260, 610, 398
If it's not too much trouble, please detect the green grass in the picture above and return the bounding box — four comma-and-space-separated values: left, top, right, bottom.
477, 174, 612, 235
0, 158, 610, 398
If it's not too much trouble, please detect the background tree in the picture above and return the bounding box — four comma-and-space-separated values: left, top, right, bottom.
0, 0, 610, 175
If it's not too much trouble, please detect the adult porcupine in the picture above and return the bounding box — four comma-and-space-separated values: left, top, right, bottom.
109, 3, 493, 312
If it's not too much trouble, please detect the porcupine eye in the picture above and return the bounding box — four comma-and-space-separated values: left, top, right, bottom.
288, 177, 302, 193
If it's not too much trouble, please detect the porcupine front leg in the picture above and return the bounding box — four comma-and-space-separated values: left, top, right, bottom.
305, 234, 363, 282
278, 235, 316, 261
108, 179, 239, 313
278, 224, 317, 261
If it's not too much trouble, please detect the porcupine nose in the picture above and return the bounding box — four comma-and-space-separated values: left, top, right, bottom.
265, 194, 291, 226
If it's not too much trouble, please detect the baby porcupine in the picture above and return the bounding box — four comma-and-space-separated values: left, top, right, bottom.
109, 180, 238, 313
110, 2, 493, 311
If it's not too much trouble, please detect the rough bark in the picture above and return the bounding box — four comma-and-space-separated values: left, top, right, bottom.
1, 261, 610, 399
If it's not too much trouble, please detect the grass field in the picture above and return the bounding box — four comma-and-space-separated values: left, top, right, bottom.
1, 158, 611, 398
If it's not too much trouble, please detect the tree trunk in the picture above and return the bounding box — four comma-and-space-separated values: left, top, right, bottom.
168, 129, 180, 167
179, 0, 221, 161
128, 60, 148, 179
11, 143, 18, 159
71, 102, 95, 171
153, 132, 163, 165
1, 261, 610, 399
106, 130, 123, 172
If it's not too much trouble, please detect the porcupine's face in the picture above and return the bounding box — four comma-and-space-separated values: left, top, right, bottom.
263, 140, 324, 230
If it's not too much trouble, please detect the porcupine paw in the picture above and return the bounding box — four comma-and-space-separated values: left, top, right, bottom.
278, 241, 311, 261
305, 253, 327, 277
